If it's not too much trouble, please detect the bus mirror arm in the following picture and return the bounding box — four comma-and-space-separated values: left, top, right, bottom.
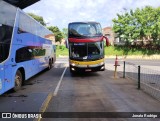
103, 36, 109, 46
65, 39, 69, 48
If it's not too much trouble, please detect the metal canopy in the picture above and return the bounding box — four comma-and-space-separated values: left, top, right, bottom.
3, 0, 40, 9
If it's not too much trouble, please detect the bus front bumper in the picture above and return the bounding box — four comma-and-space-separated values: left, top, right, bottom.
69, 59, 105, 72
70, 64, 105, 72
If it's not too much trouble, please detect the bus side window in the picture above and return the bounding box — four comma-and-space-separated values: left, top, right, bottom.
16, 47, 33, 63
0, 26, 5, 43
0, 25, 12, 43
0, 25, 13, 62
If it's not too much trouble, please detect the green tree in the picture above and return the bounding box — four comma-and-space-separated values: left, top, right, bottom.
28, 13, 46, 26
151, 7, 160, 44
112, 6, 160, 45
113, 12, 134, 44
62, 28, 68, 39
48, 26, 63, 43
134, 6, 156, 41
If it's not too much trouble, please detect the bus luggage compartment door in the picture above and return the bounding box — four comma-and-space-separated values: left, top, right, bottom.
4, 64, 13, 92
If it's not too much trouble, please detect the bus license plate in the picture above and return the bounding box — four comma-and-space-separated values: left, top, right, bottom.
85, 69, 91, 72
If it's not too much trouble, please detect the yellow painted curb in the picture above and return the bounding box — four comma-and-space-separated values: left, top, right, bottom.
34, 93, 53, 121
34, 67, 67, 121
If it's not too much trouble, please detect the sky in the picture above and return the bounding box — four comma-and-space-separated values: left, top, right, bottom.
24, 0, 160, 30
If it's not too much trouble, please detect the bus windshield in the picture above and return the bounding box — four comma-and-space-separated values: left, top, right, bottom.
68, 23, 103, 38
70, 41, 104, 61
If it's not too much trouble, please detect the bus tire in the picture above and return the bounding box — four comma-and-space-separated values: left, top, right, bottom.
48, 60, 52, 70
13, 70, 22, 91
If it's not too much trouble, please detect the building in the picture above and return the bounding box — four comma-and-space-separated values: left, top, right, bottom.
103, 27, 115, 45
55, 38, 66, 45
45, 34, 55, 45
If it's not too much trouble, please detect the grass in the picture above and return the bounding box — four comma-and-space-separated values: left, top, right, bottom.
104, 46, 144, 56
56, 45, 160, 57
109, 45, 160, 56
56, 45, 69, 57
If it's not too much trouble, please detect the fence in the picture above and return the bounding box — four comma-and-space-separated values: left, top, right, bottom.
123, 61, 160, 101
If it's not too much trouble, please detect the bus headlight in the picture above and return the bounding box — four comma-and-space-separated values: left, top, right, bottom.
101, 66, 105, 70
71, 63, 76, 66
100, 62, 104, 65
71, 68, 75, 71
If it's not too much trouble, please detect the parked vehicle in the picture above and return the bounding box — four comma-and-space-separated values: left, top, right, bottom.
0, 1, 56, 95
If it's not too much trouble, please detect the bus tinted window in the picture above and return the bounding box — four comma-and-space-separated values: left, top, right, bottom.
16, 47, 33, 63
16, 46, 46, 63
70, 42, 104, 61
0, 1, 17, 62
68, 23, 103, 38
19, 12, 32, 34
18, 11, 53, 39
0, 1, 17, 27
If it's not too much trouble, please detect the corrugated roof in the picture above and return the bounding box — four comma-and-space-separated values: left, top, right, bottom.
3, 0, 40, 9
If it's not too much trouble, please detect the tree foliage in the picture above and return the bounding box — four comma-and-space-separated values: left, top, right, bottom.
27, 13, 64, 43
112, 6, 160, 45
28, 13, 46, 26
62, 28, 68, 39
48, 26, 63, 43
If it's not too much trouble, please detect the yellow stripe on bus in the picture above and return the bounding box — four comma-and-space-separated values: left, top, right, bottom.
70, 58, 104, 65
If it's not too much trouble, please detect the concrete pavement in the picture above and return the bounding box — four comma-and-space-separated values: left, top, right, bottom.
42, 60, 160, 121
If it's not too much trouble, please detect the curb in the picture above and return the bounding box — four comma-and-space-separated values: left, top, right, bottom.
105, 55, 160, 60
57, 55, 160, 60
35, 67, 67, 121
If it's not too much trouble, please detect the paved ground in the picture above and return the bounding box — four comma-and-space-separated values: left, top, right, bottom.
41, 58, 160, 121
0, 63, 65, 121
0, 58, 160, 121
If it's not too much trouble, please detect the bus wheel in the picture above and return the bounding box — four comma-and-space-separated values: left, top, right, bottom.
48, 60, 52, 70
13, 70, 22, 91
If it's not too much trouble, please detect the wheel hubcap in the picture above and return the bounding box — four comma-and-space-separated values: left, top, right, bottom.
15, 75, 21, 87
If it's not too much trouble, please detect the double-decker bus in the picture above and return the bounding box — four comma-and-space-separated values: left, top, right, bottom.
0, 1, 56, 95
67, 22, 108, 73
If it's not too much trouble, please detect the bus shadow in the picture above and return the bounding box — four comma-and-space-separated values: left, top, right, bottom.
0, 69, 49, 97
65, 67, 102, 78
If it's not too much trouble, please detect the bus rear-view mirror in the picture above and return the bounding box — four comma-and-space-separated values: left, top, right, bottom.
65, 39, 69, 48
103, 36, 109, 46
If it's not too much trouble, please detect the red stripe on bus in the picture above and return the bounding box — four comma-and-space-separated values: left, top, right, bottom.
68, 37, 103, 43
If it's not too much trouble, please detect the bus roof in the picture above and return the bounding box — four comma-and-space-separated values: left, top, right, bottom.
69, 22, 100, 25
